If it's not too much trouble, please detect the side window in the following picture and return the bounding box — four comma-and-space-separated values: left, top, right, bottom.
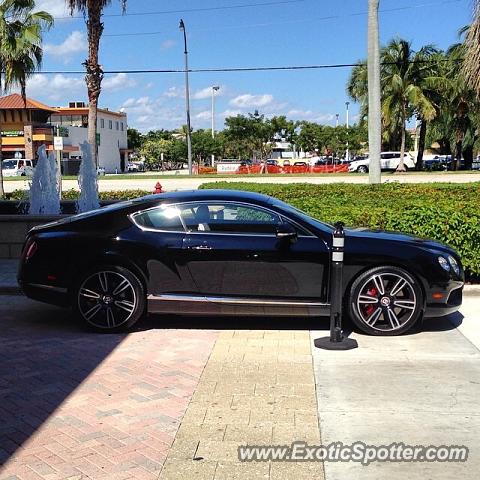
179, 202, 281, 235
132, 205, 184, 231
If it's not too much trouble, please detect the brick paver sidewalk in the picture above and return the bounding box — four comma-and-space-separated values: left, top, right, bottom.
0, 297, 218, 480
159, 330, 324, 480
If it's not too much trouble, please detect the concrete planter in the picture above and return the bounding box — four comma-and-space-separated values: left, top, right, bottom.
0, 214, 66, 258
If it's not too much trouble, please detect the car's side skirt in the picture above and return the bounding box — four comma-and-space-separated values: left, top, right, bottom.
147, 294, 330, 317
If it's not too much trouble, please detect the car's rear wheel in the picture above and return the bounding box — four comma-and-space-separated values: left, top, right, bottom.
347, 266, 423, 336
357, 165, 368, 173
75, 265, 145, 332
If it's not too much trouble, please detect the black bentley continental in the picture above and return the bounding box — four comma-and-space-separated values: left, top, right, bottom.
18, 189, 464, 335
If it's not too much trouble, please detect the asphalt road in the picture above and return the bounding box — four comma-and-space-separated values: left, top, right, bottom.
4, 172, 480, 194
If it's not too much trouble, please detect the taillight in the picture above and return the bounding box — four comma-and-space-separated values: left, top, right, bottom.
25, 240, 38, 261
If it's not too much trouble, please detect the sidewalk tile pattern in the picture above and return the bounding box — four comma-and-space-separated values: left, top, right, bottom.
0, 318, 217, 480
159, 330, 324, 480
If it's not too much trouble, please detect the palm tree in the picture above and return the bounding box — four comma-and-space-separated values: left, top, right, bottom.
443, 44, 478, 170
464, 1, 480, 97
367, 0, 381, 183
348, 39, 440, 172
0, 0, 53, 199
381, 40, 437, 171
66, 0, 126, 168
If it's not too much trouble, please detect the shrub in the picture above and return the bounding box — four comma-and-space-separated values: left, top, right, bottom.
200, 182, 480, 277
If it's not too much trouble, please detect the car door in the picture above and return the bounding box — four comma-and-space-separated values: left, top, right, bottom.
179, 201, 329, 302
129, 204, 196, 295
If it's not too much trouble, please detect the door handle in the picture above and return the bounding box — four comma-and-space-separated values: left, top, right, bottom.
189, 245, 212, 250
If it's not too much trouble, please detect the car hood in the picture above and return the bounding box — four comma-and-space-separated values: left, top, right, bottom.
346, 227, 456, 256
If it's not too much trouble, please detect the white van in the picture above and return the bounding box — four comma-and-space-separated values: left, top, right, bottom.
348, 152, 416, 173
2, 159, 34, 177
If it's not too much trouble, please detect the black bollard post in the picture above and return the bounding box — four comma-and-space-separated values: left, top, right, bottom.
314, 221, 358, 351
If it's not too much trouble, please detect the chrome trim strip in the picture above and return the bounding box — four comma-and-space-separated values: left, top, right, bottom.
148, 293, 328, 307
27, 283, 68, 293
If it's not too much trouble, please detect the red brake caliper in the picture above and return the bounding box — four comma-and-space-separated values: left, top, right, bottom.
364, 287, 378, 316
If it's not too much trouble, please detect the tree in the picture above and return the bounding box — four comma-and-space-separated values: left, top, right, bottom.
0, 0, 53, 198
191, 129, 221, 165
349, 38, 440, 171
127, 127, 142, 151
66, 0, 126, 168
381, 40, 437, 171
464, 2, 480, 97
367, 0, 381, 183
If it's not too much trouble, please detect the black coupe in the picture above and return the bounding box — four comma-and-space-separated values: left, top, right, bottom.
18, 189, 464, 335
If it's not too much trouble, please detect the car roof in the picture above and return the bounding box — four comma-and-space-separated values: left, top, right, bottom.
139, 189, 273, 205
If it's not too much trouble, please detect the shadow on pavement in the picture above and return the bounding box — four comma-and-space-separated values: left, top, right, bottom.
0, 300, 127, 468
0, 297, 462, 468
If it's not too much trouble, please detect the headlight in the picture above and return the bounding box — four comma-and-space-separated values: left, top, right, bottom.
448, 255, 460, 276
438, 256, 451, 272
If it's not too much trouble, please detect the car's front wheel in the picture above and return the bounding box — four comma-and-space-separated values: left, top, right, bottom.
357, 165, 368, 173
75, 265, 145, 332
347, 266, 423, 336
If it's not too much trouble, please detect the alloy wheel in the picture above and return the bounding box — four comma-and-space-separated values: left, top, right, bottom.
356, 272, 417, 333
78, 270, 137, 329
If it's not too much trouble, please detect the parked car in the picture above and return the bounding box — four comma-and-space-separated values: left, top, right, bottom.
2, 159, 34, 177
348, 152, 416, 173
18, 190, 464, 336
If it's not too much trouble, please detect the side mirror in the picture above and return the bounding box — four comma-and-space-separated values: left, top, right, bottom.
276, 223, 298, 244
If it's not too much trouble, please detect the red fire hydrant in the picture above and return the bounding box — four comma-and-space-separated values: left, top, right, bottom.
153, 182, 164, 194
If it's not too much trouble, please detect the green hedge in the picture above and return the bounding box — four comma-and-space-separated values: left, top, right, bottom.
6, 189, 151, 201
200, 182, 480, 277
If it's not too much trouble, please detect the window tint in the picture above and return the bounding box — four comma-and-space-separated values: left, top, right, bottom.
133, 205, 184, 231
179, 202, 281, 235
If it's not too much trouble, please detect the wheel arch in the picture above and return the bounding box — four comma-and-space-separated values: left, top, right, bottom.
343, 262, 427, 312
68, 251, 149, 299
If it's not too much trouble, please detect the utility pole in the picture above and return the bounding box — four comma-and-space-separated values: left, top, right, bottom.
335, 113, 339, 167
367, 0, 382, 184
179, 19, 193, 175
345, 101, 350, 162
211, 85, 219, 167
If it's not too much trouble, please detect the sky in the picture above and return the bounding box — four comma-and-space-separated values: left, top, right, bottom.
22, 0, 473, 132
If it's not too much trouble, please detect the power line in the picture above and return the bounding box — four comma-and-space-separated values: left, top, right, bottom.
25, 58, 463, 76
55, 0, 307, 20
102, 0, 462, 37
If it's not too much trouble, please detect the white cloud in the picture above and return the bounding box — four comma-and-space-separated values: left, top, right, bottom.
161, 39, 176, 50
44, 31, 87, 62
230, 93, 274, 108
195, 110, 211, 120
102, 73, 137, 91
163, 86, 182, 98
192, 86, 221, 100
24, 74, 85, 103
35, 0, 70, 18
287, 109, 336, 123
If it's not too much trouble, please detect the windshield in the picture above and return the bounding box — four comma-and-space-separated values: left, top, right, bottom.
2, 160, 17, 170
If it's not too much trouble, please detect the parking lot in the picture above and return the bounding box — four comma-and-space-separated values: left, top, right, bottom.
0, 293, 479, 480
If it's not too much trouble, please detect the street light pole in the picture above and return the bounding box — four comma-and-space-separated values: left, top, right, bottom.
335, 113, 339, 167
179, 19, 193, 175
211, 85, 219, 167
345, 101, 350, 162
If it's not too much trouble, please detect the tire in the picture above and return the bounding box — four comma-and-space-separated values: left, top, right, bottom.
74, 265, 146, 332
357, 165, 368, 173
346, 266, 423, 336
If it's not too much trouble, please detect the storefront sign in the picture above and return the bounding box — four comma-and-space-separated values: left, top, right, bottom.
1, 130, 24, 137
